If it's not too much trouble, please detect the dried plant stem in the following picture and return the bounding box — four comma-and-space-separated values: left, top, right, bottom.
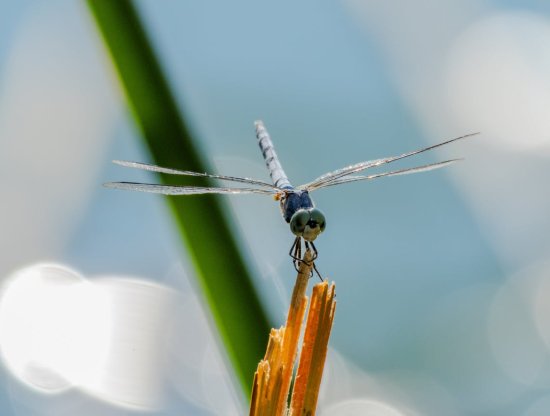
290, 281, 336, 415
250, 251, 312, 416
250, 251, 336, 416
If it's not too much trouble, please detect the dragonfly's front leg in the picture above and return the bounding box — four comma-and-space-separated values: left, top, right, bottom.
309, 241, 318, 262
289, 236, 302, 272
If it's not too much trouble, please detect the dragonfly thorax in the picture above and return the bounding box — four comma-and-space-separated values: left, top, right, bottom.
280, 190, 314, 223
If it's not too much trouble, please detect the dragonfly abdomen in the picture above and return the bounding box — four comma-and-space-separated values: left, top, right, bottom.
255, 120, 293, 190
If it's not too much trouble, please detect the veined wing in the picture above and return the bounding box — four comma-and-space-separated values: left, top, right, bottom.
113, 160, 280, 190
103, 182, 278, 195
308, 159, 461, 190
300, 132, 478, 191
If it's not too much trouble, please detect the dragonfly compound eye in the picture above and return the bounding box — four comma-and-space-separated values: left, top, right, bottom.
309, 208, 326, 232
300, 208, 326, 241
290, 210, 309, 236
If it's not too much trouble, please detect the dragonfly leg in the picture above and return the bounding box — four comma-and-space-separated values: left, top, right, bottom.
309, 241, 319, 262
312, 262, 323, 282
304, 241, 323, 281
289, 238, 323, 280
295, 239, 302, 272
300, 240, 323, 282
289, 237, 302, 272
304, 241, 311, 256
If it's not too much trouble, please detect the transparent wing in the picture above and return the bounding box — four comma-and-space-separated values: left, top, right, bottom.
103, 182, 278, 195
299, 132, 478, 191
113, 160, 280, 190
310, 159, 461, 190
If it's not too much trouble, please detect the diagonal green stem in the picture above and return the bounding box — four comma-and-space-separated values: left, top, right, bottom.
86, 0, 270, 394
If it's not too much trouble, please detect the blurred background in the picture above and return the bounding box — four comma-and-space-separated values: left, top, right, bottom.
1, 1, 550, 415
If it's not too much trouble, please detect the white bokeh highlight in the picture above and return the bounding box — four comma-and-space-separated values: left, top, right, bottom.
0, 264, 177, 410
446, 12, 550, 153
0, 264, 93, 393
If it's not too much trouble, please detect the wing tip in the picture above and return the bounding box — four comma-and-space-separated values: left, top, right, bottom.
112, 160, 132, 167
103, 181, 129, 188
463, 131, 481, 139
103, 181, 143, 191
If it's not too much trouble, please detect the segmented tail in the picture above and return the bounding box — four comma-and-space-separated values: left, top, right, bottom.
255, 121, 293, 190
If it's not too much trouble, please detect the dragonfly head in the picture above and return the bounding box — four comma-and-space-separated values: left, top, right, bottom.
290, 208, 326, 241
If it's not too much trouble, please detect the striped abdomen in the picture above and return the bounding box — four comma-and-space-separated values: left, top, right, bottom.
255, 120, 293, 190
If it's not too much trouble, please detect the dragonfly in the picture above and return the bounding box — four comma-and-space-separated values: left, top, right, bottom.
105, 121, 477, 278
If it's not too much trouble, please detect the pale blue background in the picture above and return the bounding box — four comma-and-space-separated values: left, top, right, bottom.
1, 1, 550, 415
